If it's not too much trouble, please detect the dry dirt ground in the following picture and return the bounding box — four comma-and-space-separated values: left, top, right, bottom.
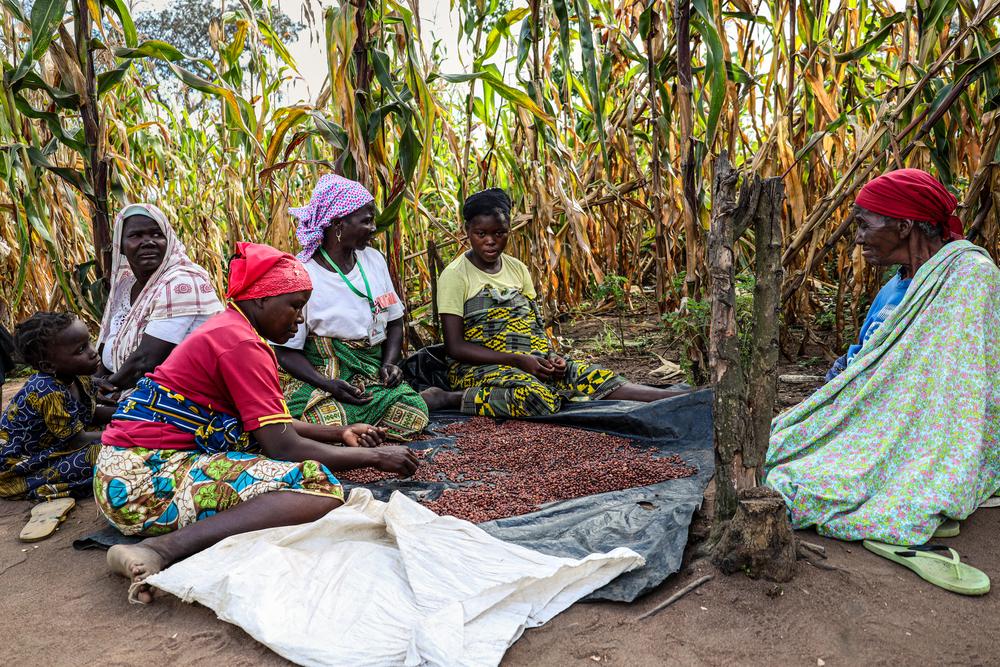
3, 311, 997, 666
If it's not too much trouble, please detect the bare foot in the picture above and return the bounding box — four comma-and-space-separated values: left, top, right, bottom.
420, 387, 463, 411
107, 543, 166, 604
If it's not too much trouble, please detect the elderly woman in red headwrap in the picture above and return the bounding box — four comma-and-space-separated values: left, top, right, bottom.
764, 169, 1000, 592
95, 243, 420, 603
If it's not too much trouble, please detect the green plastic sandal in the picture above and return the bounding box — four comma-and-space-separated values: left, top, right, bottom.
980, 490, 1000, 509
863, 540, 990, 596
933, 518, 960, 538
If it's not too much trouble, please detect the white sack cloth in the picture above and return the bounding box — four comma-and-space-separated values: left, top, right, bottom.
146, 489, 644, 666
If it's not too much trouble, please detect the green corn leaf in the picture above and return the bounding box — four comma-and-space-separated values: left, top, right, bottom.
575, 0, 609, 168
101, 0, 137, 47
691, 1, 727, 149
372, 49, 405, 105
375, 190, 405, 232
639, 0, 654, 40
2, 0, 25, 22
516, 16, 532, 74
26, 146, 94, 197
9, 0, 70, 89
97, 65, 130, 96
114, 40, 187, 62
479, 7, 530, 65
310, 112, 348, 151
553, 0, 572, 81
13, 94, 86, 152
834, 13, 904, 63
398, 124, 421, 182
18, 71, 79, 108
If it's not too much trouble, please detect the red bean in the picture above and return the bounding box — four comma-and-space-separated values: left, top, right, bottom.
338, 417, 697, 523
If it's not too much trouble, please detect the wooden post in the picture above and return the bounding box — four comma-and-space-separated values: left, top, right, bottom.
707, 152, 748, 522
747, 177, 785, 477
708, 153, 793, 581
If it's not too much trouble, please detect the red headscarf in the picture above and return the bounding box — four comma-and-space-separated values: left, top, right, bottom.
226, 242, 313, 301
855, 168, 964, 241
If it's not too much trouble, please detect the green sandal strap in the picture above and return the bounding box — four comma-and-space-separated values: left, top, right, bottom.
893, 545, 962, 579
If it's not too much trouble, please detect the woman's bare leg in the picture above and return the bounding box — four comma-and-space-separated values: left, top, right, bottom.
606, 382, 688, 402
108, 491, 342, 603
420, 386, 463, 411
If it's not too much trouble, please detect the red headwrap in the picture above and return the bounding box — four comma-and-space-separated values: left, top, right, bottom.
226, 242, 313, 301
855, 168, 964, 241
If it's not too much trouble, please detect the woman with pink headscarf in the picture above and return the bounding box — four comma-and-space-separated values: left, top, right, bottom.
275, 175, 429, 440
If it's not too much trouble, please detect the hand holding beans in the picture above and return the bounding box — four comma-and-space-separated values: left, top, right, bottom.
514, 353, 557, 380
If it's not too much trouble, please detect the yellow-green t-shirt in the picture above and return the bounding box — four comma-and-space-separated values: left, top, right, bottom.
437, 253, 536, 316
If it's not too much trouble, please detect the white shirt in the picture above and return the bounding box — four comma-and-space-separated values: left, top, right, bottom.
282, 248, 405, 350
101, 295, 211, 371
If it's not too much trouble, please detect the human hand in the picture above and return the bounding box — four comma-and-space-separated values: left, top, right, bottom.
341, 424, 387, 448
91, 376, 120, 404
372, 445, 420, 476
379, 363, 403, 388
548, 355, 567, 380
515, 354, 556, 380
325, 379, 373, 405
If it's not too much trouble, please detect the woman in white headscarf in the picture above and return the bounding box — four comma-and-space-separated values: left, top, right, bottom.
95, 204, 223, 393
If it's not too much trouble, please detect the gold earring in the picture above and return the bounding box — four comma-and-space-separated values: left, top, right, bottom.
336, 227, 342, 242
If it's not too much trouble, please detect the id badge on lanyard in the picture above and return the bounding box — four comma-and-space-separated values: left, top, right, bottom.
320, 248, 388, 346
368, 306, 388, 345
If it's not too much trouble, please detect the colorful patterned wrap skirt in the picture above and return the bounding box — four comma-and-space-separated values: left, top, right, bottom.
283, 336, 429, 440
94, 379, 343, 536
94, 446, 344, 536
448, 287, 626, 418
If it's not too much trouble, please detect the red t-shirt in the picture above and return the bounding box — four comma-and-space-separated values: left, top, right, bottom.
102, 305, 292, 450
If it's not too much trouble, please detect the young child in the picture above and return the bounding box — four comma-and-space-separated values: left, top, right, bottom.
0, 312, 112, 500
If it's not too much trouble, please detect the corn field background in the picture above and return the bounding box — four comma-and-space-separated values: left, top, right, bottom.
2, 0, 1000, 355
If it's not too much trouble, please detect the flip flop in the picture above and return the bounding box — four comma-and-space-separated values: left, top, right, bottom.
933, 518, 960, 538
19, 498, 76, 542
863, 540, 990, 596
980, 490, 1000, 509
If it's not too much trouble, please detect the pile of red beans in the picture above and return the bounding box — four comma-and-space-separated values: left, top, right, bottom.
338, 417, 697, 523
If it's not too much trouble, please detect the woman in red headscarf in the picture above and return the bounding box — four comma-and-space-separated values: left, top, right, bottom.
823, 168, 967, 380
764, 170, 1000, 588
95, 243, 420, 603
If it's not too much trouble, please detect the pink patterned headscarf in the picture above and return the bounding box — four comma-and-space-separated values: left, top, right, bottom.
289, 174, 374, 261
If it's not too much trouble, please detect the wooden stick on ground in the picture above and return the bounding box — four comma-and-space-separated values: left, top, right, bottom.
637, 575, 714, 621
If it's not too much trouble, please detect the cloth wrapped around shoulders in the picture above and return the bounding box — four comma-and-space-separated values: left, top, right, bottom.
764, 240, 1000, 545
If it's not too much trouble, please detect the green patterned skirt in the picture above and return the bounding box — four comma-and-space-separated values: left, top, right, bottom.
283, 336, 429, 440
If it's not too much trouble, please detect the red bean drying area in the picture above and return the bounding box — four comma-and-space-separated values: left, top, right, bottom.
337, 417, 697, 523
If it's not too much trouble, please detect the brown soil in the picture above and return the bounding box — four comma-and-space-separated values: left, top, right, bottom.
3, 314, 997, 665
2, 498, 997, 666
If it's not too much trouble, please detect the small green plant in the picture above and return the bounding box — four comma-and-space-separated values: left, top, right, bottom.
661, 298, 711, 384
660, 273, 761, 384
589, 274, 629, 308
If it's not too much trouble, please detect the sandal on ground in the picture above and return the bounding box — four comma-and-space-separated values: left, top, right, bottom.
863, 540, 990, 596
979, 490, 1000, 509
19, 498, 76, 543
933, 518, 960, 538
